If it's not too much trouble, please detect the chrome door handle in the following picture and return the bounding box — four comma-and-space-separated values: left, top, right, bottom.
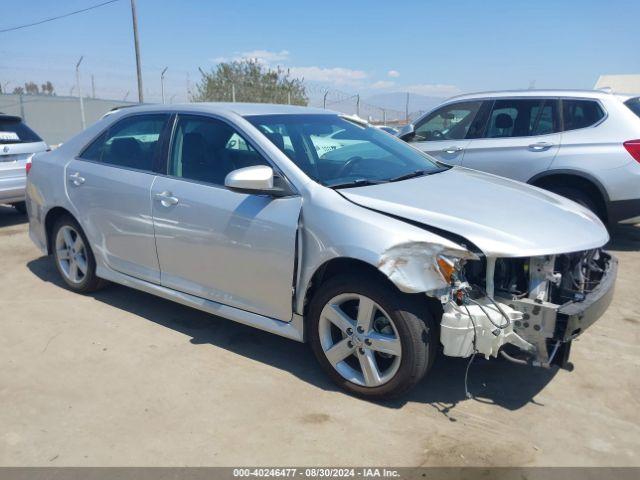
68, 172, 85, 186
154, 191, 179, 207
528, 142, 553, 151
443, 146, 463, 154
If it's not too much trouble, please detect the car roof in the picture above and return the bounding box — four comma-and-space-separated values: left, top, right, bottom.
107, 102, 334, 117
445, 88, 637, 102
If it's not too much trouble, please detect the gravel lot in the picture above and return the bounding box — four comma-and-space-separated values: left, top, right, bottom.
1, 205, 639, 467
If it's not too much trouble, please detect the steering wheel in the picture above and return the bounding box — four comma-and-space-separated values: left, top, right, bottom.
336, 156, 366, 177
430, 129, 444, 140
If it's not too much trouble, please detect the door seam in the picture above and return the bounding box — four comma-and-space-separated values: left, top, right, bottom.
149, 175, 162, 283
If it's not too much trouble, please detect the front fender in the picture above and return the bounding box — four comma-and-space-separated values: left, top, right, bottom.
294, 190, 472, 314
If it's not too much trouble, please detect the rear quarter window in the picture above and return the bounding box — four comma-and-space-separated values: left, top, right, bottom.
624, 97, 640, 118
562, 100, 605, 131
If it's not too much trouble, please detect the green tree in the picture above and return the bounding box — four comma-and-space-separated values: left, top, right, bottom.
41, 81, 55, 95
24, 81, 39, 95
192, 59, 307, 105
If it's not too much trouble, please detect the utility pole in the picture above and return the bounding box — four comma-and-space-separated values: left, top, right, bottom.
231, 83, 236, 102
323, 90, 329, 109
382, 108, 386, 125
76, 56, 86, 129
130, 0, 144, 103
356, 94, 360, 117
160, 67, 168, 104
91, 74, 96, 98
287, 91, 291, 105
405, 92, 410, 123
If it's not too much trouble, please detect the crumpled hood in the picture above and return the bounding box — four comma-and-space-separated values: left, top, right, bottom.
341, 167, 609, 257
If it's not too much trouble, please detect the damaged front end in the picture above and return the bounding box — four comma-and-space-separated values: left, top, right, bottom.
439, 248, 617, 369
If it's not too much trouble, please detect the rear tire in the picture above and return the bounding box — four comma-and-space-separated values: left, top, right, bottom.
52, 215, 107, 293
12, 202, 27, 214
308, 274, 436, 400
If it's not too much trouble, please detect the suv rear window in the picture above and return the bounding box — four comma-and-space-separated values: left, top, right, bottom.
562, 100, 605, 131
624, 97, 640, 118
484, 99, 560, 138
0, 116, 42, 144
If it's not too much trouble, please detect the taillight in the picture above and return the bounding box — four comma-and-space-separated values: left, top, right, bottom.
25, 161, 32, 175
623, 140, 640, 163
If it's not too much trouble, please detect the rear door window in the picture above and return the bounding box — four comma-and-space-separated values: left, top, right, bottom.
0, 116, 42, 144
562, 100, 605, 131
485, 99, 559, 138
80, 114, 170, 172
624, 97, 640, 118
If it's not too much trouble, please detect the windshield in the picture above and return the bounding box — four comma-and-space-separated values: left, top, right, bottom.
0, 116, 42, 144
625, 97, 640, 119
246, 114, 446, 188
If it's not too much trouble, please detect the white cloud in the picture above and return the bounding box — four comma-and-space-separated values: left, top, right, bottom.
241, 49, 290, 63
288, 66, 368, 86
404, 83, 460, 96
371, 80, 396, 89
387, 70, 400, 78
212, 49, 290, 65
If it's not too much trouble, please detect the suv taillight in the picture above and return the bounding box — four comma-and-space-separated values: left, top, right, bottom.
623, 140, 640, 163
25, 161, 32, 174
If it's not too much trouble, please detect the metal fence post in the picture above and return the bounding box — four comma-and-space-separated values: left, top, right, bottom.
19, 94, 25, 120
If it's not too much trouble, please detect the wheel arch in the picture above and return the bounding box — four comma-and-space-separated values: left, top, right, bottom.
528, 169, 610, 221
44, 206, 78, 254
300, 256, 442, 322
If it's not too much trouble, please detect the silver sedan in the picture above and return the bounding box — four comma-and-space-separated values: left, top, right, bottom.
26, 103, 616, 399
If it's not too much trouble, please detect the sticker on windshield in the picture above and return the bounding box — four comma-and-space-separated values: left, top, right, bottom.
0, 132, 20, 141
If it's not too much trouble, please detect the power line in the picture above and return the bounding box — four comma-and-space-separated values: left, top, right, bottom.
0, 0, 120, 34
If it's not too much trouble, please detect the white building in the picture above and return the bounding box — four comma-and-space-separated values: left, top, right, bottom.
594, 74, 640, 94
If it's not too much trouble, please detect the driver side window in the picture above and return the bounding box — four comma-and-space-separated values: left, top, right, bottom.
169, 115, 269, 186
413, 101, 483, 141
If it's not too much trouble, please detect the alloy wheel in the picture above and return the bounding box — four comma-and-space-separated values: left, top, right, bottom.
55, 225, 88, 284
318, 293, 402, 387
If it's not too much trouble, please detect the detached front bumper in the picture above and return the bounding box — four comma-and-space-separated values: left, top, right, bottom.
441, 250, 618, 367
556, 253, 617, 342
502, 251, 617, 366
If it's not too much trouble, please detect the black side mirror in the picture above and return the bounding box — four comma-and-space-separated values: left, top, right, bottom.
398, 123, 416, 142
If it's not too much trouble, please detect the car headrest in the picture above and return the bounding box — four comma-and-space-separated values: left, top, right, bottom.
110, 137, 141, 159
182, 132, 207, 165
264, 132, 285, 150
209, 126, 234, 150
494, 113, 513, 130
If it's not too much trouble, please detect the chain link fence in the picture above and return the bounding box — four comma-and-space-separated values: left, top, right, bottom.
1, 86, 425, 145
0, 93, 135, 145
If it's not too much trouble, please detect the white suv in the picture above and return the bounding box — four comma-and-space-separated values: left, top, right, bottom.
400, 90, 640, 224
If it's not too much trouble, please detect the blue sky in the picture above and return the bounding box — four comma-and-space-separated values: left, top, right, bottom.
1, 0, 639, 103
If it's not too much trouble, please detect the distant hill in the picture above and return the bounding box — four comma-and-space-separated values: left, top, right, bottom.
306, 89, 451, 122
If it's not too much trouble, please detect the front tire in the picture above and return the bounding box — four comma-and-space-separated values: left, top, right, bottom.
52, 216, 107, 293
308, 274, 436, 399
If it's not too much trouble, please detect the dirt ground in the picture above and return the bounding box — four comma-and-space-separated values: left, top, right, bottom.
0, 205, 638, 467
